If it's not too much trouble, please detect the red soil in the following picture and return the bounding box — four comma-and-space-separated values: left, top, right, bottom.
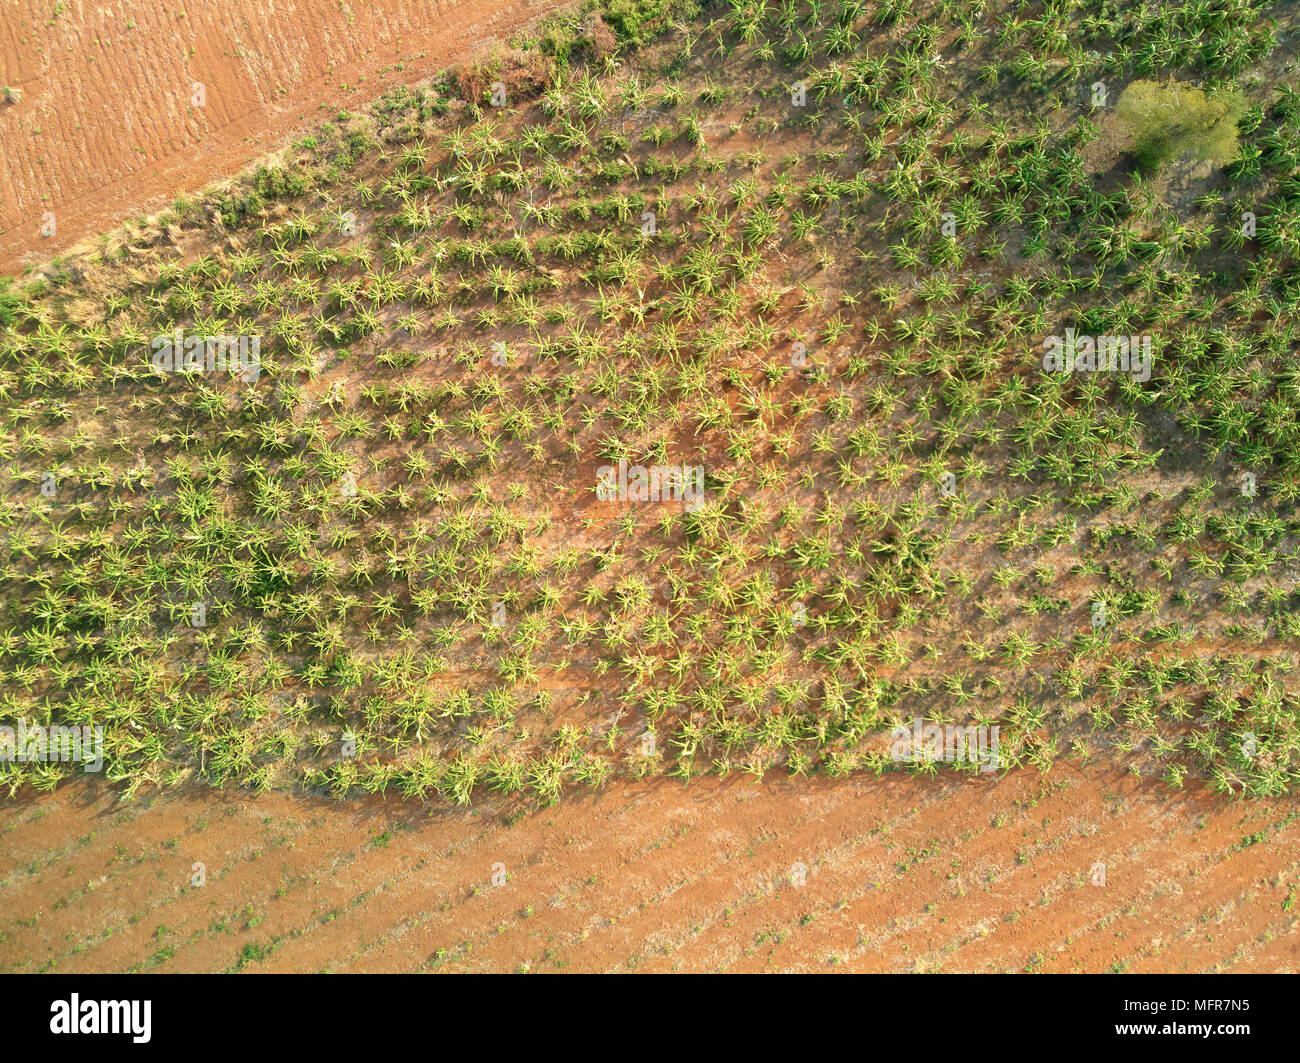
2, 764, 1296, 973
0, 0, 569, 275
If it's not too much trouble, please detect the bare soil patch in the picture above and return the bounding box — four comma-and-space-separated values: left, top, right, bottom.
2, 767, 1295, 973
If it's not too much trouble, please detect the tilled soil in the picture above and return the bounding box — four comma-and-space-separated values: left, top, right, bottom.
0, 0, 569, 274
2, 765, 1296, 973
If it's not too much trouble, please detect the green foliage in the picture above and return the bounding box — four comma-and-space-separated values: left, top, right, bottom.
0, 278, 24, 327
1118, 80, 1247, 173
2, 0, 1299, 808
603, 0, 690, 44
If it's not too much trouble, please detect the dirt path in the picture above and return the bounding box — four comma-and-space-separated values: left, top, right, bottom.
0, 0, 570, 275
2, 764, 1295, 973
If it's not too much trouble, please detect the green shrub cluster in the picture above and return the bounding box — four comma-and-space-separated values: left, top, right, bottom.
1118, 79, 1247, 173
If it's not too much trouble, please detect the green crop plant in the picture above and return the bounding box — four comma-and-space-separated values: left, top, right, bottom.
0, 0, 1298, 810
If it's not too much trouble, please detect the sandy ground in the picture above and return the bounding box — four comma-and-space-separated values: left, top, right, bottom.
0, 0, 569, 274
2, 763, 1296, 973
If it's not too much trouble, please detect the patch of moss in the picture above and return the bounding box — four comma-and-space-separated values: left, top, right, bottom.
1117, 79, 1247, 174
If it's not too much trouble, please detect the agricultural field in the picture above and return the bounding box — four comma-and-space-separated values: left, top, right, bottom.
2, 0, 1300, 975
2, 766, 1297, 973
0, 0, 572, 273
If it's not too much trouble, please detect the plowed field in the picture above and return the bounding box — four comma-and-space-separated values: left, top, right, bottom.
0, 0, 567, 273
3, 766, 1296, 973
